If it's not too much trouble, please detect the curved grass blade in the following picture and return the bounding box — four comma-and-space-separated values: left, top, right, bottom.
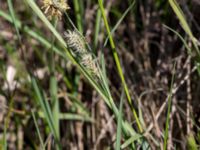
168, 0, 200, 56
103, 0, 135, 47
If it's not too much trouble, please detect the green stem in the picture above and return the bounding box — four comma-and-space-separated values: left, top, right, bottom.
49, 19, 60, 148
163, 63, 176, 150
98, 0, 143, 132
73, 0, 83, 33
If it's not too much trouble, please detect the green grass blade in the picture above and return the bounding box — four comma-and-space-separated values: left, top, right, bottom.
59, 113, 93, 122
187, 133, 198, 150
7, 0, 21, 41
116, 91, 125, 150
163, 24, 191, 54
49, 19, 60, 141
50, 76, 60, 140
0, 11, 65, 57
73, 0, 83, 33
32, 77, 60, 149
100, 52, 136, 148
3, 123, 7, 150
103, 0, 135, 47
163, 62, 176, 150
168, 0, 200, 56
121, 134, 142, 149
31, 110, 45, 150
56, 65, 73, 90
98, 0, 142, 132
94, 8, 101, 51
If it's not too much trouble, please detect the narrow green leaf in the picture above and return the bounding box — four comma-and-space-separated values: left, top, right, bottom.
104, 0, 135, 47
168, 0, 200, 56
187, 133, 198, 150
7, 0, 21, 40
0, 11, 65, 57
121, 134, 142, 149
32, 77, 60, 148
31, 110, 45, 150
59, 113, 93, 122
98, 0, 142, 132
116, 91, 125, 150
163, 62, 176, 150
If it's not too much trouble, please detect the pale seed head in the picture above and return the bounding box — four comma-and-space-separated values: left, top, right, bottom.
64, 30, 87, 54
81, 54, 99, 78
64, 30, 100, 78
42, 0, 70, 20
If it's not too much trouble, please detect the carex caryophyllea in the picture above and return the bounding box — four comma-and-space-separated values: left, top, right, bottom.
64, 30, 100, 78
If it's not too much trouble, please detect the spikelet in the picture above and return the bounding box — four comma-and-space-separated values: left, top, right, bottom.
64, 30, 100, 78
41, 0, 70, 20
64, 30, 87, 54
81, 54, 99, 77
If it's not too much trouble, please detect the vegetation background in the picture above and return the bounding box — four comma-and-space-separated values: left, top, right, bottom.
0, 0, 200, 149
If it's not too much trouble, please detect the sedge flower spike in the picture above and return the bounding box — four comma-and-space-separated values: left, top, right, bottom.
64, 30, 100, 78
64, 30, 87, 54
42, 0, 70, 20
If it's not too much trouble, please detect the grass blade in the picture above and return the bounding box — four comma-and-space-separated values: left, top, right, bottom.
0, 11, 65, 57
49, 19, 60, 141
163, 62, 176, 150
98, 0, 142, 132
32, 77, 60, 149
116, 91, 125, 150
50, 76, 60, 140
73, 0, 83, 33
168, 0, 200, 55
31, 110, 45, 150
103, 0, 135, 47
7, 0, 21, 41
94, 8, 101, 51
163, 24, 191, 53
121, 134, 142, 149
59, 113, 93, 122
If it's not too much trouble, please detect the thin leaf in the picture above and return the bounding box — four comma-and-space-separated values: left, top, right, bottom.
7, 0, 21, 41
103, 0, 135, 47
0, 11, 65, 57
31, 110, 45, 150
116, 91, 125, 150
31, 77, 59, 147
168, 0, 200, 55
163, 62, 176, 150
121, 134, 142, 149
59, 113, 93, 122
98, 0, 142, 132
